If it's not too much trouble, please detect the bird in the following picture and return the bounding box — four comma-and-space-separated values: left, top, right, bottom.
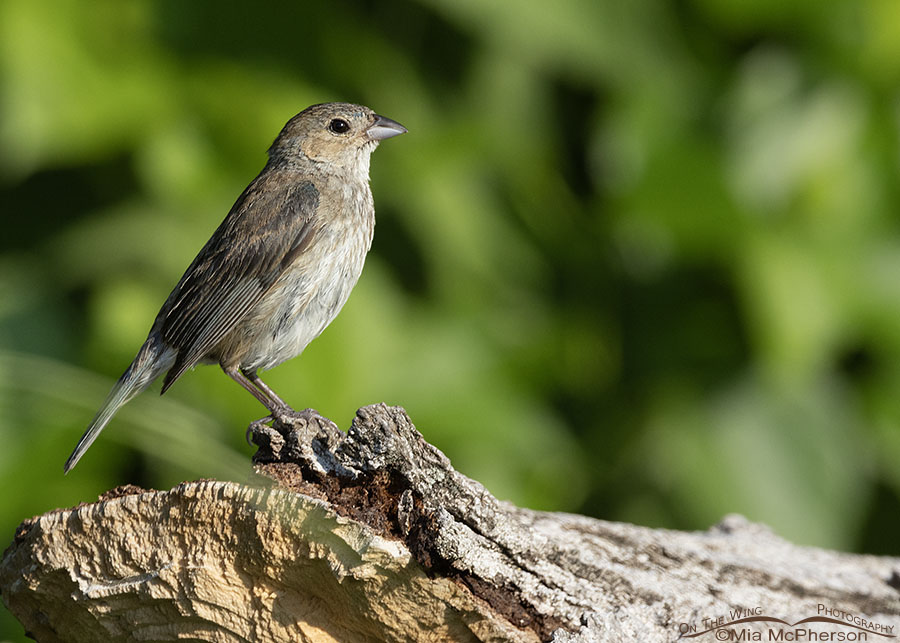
64, 102, 407, 473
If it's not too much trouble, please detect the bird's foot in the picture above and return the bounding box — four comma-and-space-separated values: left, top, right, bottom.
245, 406, 340, 456
272, 406, 339, 433
246, 406, 346, 472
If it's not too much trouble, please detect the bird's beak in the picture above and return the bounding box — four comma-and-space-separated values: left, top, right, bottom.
367, 114, 407, 141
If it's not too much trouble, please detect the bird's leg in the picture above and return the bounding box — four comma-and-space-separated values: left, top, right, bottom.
242, 368, 293, 412
247, 368, 339, 432
223, 365, 282, 414
225, 365, 337, 437
222, 366, 281, 443
222, 366, 280, 446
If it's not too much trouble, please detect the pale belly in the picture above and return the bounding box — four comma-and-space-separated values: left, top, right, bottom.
216, 217, 373, 373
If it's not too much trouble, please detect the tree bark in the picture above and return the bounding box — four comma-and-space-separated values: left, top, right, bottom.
2, 403, 899, 642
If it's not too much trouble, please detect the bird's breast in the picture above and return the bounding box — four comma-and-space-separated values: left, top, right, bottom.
234, 183, 375, 371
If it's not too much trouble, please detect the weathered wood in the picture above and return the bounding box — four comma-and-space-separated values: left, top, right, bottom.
2, 404, 899, 642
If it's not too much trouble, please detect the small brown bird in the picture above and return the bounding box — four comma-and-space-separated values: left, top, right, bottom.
65, 102, 406, 473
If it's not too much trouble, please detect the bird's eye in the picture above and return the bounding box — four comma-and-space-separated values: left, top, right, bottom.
328, 119, 350, 134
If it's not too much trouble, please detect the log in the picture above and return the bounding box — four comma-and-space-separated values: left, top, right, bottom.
2, 403, 899, 642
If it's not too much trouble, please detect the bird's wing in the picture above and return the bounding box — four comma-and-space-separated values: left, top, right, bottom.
157, 174, 320, 392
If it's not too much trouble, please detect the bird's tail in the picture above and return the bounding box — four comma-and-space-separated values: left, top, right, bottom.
64, 334, 175, 474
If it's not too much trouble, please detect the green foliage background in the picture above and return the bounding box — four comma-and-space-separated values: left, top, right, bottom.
2, 0, 900, 637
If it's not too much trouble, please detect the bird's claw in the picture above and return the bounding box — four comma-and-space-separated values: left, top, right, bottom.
245, 415, 274, 445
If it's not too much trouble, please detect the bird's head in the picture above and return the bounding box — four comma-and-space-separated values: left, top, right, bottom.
269, 102, 406, 170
